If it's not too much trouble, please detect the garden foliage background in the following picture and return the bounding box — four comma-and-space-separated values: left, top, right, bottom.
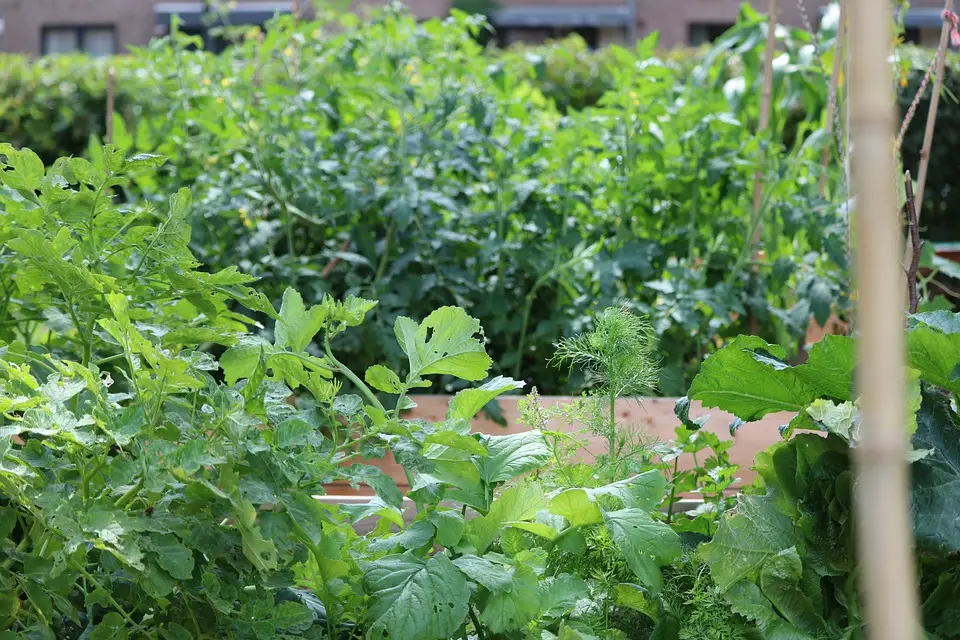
0, 5, 869, 397
5, 3, 960, 640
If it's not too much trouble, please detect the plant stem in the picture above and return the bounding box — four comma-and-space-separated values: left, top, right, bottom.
468, 605, 485, 640
915, 2, 951, 210
665, 457, 680, 524
512, 291, 537, 381
324, 335, 385, 413
903, 171, 922, 315
607, 387, 617, 483
752, 0, 779, 244
820, 0, 846, 198
373, 218, 395, 288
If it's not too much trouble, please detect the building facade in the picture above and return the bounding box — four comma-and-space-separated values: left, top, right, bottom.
0, 0, 949, 55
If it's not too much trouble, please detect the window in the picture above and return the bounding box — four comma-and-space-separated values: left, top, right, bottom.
902, 27, 921, 45
42, 26, 116, 56
688, 23, 735, 46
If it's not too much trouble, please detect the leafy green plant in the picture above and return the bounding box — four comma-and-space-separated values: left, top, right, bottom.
0, 145, 689, 639
682, 312, 960, 637
549, 306, 659, 482
68, 5, 849, 397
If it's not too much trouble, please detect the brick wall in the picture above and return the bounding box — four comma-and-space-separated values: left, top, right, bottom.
0, 0, 951, 54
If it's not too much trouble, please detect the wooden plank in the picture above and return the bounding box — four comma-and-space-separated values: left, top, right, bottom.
325, 396, 792, 495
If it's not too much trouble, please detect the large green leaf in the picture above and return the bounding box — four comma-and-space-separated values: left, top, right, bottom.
479, 564, 540, 633
911, 389, 960, 551
395, 307, 493, 382
601, 509, 681, 594
274, 288, 326, 352
907, 320, 960, 395
550, 489, 602, 527
725, 580, 816, 640
452, 554, 514, 591
699, 492, 799, 591
586, 470, 667, 510
476, 431, 550, 483
759, 548, 826, 635
447, 376, 524, 422
467, 483, 548, 552
792, 334, 855, 402
688, 336, 817, 421
538, 574, 589, 619
363, 553, 470, 640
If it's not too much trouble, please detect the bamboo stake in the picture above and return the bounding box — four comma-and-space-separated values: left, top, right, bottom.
105, 65, 115, 145
849, 0, 921, 635
752, 0, 779, 242
904, 171, 923, 315
915, 0, 953, 215
819, 0, 846, 198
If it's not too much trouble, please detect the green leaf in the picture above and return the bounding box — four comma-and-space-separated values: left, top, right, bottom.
126, 153, 167, 171
365, 364, 404, 394
447, 376, 524, 422
911, 389, 960, 552
468, 483, 548, 553
395, 307, 493, 382
792, 335, 855, 402
477, 431, 550, 483
550, 489, 602, 527
143, 534, 195, 580
587, 470, 668, 510
275, 288, 326, 352
160, 623, 192, 640
479, 564, 539, 633
759, 548, 826, 635
284, 492, 330, 546
688, 336, 817, 421
238, 502, 279, 572
907, 320, 960, 395
452, 554, 514, 591
220, 337, 272, 385
327, 295, 377, 327
429, 509, 466, 547
613, 583, 659, 618
368, 520, 436, 552
805, 399, 858, 440
270, 601, 314, 632
89, 612, 128, 640
602, 509, 681, 593
539, 574, 589, 619
423, 430, 487, 456
363, 553, 470, 640
699, 492, 799, 592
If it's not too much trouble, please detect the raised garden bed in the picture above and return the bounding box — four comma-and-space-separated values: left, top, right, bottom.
324, 395, 791, 496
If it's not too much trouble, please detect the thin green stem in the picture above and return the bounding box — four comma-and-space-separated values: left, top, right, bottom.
324, 334, 385, 413
665, 457, 680, 524
373, 218, 395, 287
71, 563, 143, 631
469, 605, 486, 640
512, 290, 537, 381
607, 387, 617, 483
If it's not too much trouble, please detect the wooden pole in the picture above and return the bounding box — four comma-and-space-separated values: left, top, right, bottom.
915, 0, 953, 216
849, 0, 921, 635
752, 0, 779, 240
819, 0, 846, 198
105, 65, 115, 145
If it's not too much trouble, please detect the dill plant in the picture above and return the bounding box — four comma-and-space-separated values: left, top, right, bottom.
550, 307, 660, 482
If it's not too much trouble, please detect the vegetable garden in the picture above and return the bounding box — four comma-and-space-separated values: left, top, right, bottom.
0, 1, 954, 638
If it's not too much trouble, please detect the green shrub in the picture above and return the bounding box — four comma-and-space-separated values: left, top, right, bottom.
0, 6, 851, 397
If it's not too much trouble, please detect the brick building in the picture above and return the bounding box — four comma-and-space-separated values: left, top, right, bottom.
0, 0, 948, 54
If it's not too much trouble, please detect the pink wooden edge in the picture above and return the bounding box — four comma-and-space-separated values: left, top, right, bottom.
324, 395, 793, 496
324, 313, 842, 498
